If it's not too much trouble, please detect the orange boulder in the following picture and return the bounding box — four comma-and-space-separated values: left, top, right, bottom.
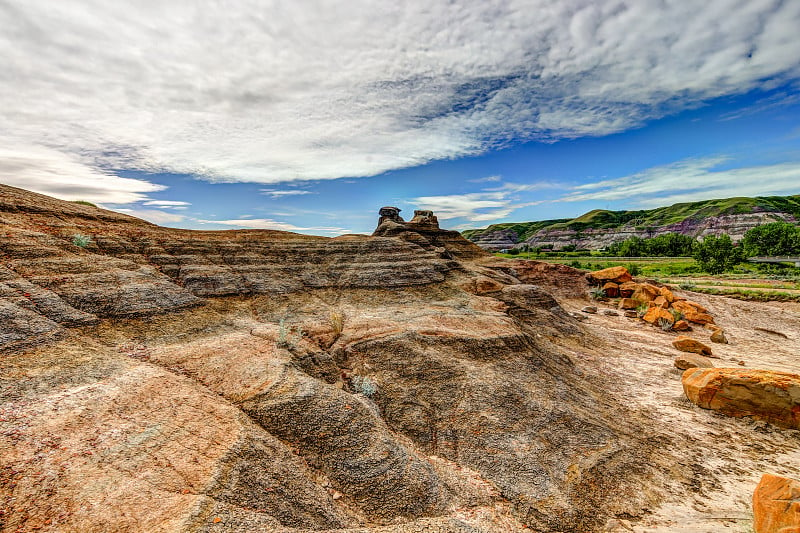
618, 281, 638, 298
753, 473, 800, 533
653, 295, 670, 309
642, 306, 674, 326
586, 266, 632, 285
659, 286, 676, 303
682, 368, 800, 429
618, 298, 639, 310
672, 335, 713, 356
673, 320, 691, 331
602, 282, 620, 298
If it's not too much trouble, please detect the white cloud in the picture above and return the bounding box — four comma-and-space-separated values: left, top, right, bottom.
561, 157, 800, 206
0, 145, 165, 204
414, 191, 542, 222
197, 217, 347, 235
115, 208, 186, 224
1, 1, 798, 185
142, 200, 192, 207
259, 189, 314, 198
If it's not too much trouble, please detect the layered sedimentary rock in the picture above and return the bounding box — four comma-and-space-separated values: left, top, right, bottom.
1, 184, 664, 532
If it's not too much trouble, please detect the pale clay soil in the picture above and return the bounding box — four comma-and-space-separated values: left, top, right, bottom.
560, 291, 800, 533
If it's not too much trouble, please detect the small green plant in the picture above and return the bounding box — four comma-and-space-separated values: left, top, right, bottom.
277, 317, 303, 349
329, 310, 345, 337
670, 309, 684, 322
657, 317, 674, 331
71, 234, 92, 248
589, 287, 606, 300
678, 282, 696, 291
71, 200, 97, 207
636, 303, 649, 318
626, 263, 641, 277
350, 375, 377, 397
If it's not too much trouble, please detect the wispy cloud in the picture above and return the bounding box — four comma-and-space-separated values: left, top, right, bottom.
1, 1, 799, 191
414, 191, 542, 222
561, 157, 800, 207
259, 189, 315, 198
142, 200, 192, 207
115, 208, 186, 224
196, 217, 347, 235
0, 145, 164, 204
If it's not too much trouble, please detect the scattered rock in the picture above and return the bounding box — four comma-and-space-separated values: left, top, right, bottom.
682, 368, 800, 429
754, 327, 789, 339
623, 310, 638, 318
672, 336, 713, 356
618, 297, 639, 310
618, 281, 638, 298
739, 360, 746, 366
658, 286, 676, 303
601, 309, 619, 316
581, 306, 598, 314
586, 266, 632, 285
632, 283, 660, 303
653, 295, 670, 309
674, 353, 715, 370
710, 328, 728, 344
569, 312, 588, 320
642, 306, 674, 326
752, 473, 800, 533
673, 320, 691, 331
602, 282, 620, 298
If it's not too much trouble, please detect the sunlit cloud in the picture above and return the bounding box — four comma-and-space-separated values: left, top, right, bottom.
259, 189, 315, 198
1, 1, 798, 186
196, 217, 348, 235
561, 157, 800, 207
115, 208, 186, 224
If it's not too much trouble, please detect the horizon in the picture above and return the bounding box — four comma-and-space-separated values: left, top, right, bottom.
2, 2, 800, 236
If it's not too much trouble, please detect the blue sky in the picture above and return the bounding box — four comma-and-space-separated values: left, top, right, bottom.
1, 1, 800, 235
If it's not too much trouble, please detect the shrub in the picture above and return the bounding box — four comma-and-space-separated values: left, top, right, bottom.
350, 375, 377, 397
741, 221, 800, 257
636, 303, 649, 318
589, 287, 606, 300
71, 234, 92, 248
626, 263, 641, 276
670, 309, 684, 322
330, 310, 345, 336
679, 282, 696, 291
71, 200, 97, 207
277, 318, 303, 349
657, 317, 674, 331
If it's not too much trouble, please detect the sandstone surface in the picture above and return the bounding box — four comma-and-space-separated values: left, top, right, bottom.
753, 473, 800, 533
682, 368, 800, 429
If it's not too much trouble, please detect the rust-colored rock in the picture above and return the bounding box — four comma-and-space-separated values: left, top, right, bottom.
659, 286, 676, 303
653, 295, 669, 309
473, 276, 504, 294
672, 335, 713, 356
673, 300, 708, 315
674, 353, 714, 370
673, 320, 691, 331
753, 473, 800, 533
632, 284, 660, 303
618, 281, 638, 298
642, 306, 674, 326
710, 328, 728, 344
618, 298, 639, 310
602, 282, 620, 297
586, 266, 632, 285
684, 310, 715, 325
682, 368, 800, 429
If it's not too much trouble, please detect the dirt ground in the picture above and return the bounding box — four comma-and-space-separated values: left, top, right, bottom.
560, 290, 800, 532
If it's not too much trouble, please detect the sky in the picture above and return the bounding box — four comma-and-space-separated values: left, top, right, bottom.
1, 0, 800, 235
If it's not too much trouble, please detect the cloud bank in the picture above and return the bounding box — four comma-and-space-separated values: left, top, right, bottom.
1, 0, 799, 195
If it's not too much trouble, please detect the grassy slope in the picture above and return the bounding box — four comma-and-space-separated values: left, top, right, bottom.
462, 194, 800, 241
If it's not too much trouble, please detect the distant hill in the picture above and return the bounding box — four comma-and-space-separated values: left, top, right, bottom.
462, 194, 800, 251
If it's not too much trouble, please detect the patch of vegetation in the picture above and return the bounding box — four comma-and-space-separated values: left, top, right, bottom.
741, 221, 800, 257
589, 287, 606, 300
688, 287, 800, 302
350, 375, 377, 397
693, 234, 743, 275
71, 234, 92, 248
71, 200, 97, 207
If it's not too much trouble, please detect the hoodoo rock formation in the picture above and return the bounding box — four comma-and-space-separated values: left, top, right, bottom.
2, 184, 800, 532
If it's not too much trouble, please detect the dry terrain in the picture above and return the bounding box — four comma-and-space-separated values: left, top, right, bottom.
1, 184, 798, 532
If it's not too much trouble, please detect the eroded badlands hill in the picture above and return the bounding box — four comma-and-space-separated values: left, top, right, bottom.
1, 185, 798, 532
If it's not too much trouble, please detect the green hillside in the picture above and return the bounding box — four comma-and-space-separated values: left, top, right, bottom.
462, 194, 800, 241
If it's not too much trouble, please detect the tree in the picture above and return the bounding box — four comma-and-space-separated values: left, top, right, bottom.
693, 234, 742, 274
741, 222, 800, 257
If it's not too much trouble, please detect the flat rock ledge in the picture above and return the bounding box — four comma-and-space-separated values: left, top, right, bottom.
682, 368, 800, 429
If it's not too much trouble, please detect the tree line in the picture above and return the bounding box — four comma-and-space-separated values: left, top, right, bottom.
611, 221, 800, 274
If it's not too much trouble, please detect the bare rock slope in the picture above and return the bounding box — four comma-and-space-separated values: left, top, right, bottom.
2, 185, 797, 532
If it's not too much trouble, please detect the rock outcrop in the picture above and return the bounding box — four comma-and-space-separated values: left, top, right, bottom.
752, 473, 800, 533
682, 368, 800, 429
0, 185, 665, 532
672, 336, 713, 356
674, 353, 715, 370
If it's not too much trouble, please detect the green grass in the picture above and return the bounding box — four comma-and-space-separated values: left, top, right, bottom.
687, 287, 800, 302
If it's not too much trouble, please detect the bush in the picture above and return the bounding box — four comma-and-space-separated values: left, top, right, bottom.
351, 375, 377, 397
693, 234, 743, 274
626, 263, 641, 276
71, 234, 92, 248
71, 200, 97, 207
